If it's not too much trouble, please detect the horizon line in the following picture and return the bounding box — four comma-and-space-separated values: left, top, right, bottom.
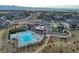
0, 5, 79, 8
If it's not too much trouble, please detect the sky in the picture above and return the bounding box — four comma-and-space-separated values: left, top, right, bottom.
0, 0, 79, 7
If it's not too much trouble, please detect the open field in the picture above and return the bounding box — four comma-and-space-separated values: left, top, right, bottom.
0, 30, 3, 50
41, 30, 79, 53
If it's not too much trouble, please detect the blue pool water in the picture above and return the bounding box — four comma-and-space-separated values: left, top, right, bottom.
19, 32, 33, 44
10, 31, 44, 47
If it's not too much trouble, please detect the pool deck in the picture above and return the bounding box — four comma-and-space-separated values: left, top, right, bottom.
11, 31, 44, 48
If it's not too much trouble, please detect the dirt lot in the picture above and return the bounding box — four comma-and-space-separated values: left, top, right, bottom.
42, 30, 79, 53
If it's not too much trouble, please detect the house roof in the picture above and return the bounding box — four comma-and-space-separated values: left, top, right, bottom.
35, 26, 46, 30
66, 19, 79, 25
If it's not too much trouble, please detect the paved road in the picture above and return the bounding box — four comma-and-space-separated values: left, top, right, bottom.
17, 12, 40, 25
50, 30, 71, 38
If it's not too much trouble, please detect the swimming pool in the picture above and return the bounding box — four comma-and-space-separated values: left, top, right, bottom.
10, 31, 44, 47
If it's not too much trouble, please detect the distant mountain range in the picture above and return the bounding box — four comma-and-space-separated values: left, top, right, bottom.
0, 5, 79, 11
